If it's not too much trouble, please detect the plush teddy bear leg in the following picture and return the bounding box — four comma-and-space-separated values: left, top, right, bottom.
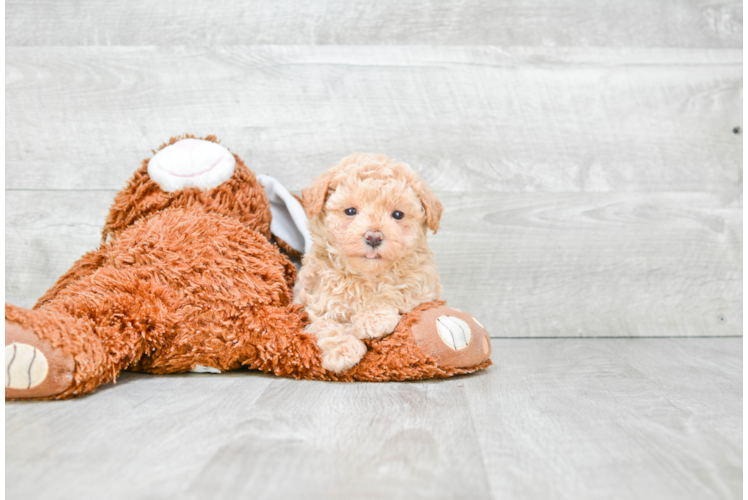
6, 253, 175, 400
134, 302, 329, 380
233, 301, 493, 382
334, 301, 493, 382
5, 304, 110, 400
235, 304, 329, 380
236, 301, 493, 383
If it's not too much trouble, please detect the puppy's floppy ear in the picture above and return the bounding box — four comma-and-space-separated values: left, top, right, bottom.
419, 183, 443, 233
302, 172, 332, 220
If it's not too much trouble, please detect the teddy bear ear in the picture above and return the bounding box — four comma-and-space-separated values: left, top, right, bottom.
257, 174, 312, 254
301, 172, 332, 220
419, 182, 443, 233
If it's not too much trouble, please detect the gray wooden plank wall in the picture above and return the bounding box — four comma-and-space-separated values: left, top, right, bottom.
6, 0, 742, 47
5, 1, 743, 338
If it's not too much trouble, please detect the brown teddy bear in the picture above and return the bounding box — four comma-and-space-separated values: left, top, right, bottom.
5, 136, 492, 400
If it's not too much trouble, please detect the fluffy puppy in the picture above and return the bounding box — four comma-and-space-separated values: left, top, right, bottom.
294, 153, 443, 373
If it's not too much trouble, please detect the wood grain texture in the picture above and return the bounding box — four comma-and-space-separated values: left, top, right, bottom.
466, 338, 742, 500
6, 46, 742, 193
5, 338, 742, 500
435, 191, 742, 337
730, 188, 748, 336
5, 3, 742, 499
740, 337, 748, 484
5, 191, 116, 309
5, 0, 742, 48
732, 87, 748, 336
6, 190, 741, 337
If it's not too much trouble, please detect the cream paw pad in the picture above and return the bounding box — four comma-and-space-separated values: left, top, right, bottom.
147, 138, 236, 192
6, 343, 48, 389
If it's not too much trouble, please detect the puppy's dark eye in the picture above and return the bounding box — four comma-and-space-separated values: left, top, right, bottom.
345, 208, 357, 216
392, 211, 404, 220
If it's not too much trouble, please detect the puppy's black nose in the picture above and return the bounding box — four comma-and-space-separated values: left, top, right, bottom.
365, 231, 384, 248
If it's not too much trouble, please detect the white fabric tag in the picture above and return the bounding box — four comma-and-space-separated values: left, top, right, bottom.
257, 174, 311, 254
190, 365, 222, 374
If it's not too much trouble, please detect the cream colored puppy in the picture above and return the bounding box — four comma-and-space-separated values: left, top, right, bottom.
294, 153, 443, 373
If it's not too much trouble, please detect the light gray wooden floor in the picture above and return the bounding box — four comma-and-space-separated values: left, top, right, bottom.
5, 338, 742, 500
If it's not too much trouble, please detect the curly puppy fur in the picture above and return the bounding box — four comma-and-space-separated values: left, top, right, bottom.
294, 153, 444, 372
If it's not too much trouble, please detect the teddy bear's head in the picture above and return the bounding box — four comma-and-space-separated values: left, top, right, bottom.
102, 135, 272, 242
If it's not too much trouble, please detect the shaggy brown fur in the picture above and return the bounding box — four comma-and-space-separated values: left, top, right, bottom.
5, 136, 491, 400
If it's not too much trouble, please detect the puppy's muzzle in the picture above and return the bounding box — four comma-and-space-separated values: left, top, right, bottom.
365, 231, 384, 248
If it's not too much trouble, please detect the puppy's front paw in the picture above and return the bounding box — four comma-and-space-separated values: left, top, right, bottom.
318, 335, 367, 373
352, 308, 402, 340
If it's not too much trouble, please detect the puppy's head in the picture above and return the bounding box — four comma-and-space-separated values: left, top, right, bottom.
302, 153, 443, 275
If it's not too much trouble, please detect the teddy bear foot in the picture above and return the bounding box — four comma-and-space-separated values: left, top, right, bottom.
5, 319, 75, 399
409, 304, 492, 370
